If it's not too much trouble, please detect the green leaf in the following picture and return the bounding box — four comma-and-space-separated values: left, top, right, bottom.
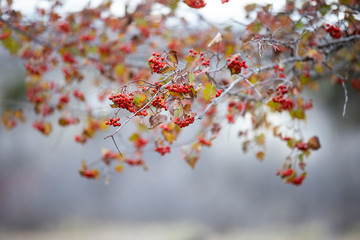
2, 36, 20, 54
188, 72, 196, 84
203, 82, 216, 102
169, 0, 179, 11
115, 64, 125, 76
133, 93, 146, 106
167, 50, 178, 65
319, 5, 330, 16
129, 133, 140, 142
287, 138, 295, 148
291, 108, 306, 120
174, 105, 183, 118
266, 99, 281, 111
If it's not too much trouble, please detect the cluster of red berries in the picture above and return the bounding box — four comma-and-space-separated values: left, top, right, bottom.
227, 56, 248, 74
73, 90, 85, 101
165, 83, 193, 94
24, 63, 41, 76
108, 92, 148, 116
215, 89, 223, 97
199, 52, 210, 66
325, 24, 342, 39
57, 94, 70, 109
155, 145, 171, 156
351, 78, 360, 91
80, 34, 95, 42
272, 84, 294, 110
79, 169, 99, 179
75, 134, 87, 144
160, 124, 170, 131
295, 141, 308, 151
184, 0, 206, 9
62, 52, 77, 64
148, 52, 167, 74
189, 49, 199, 57
32, 120, 45, 133
276, 168, 306, 186
134, 137, 149, 149
125, 158, 145, 166
105, 117, 121, 127
274, 65, 285, 78
198, 137, 211, 146
151, 96, 167, 110
59, 117, 79, 126
58, 22, 71, 33
173, 114, 196, 128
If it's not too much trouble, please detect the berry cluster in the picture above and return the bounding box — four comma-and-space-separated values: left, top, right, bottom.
184, 0, 206, 9
105, 117, 121, 127
59, 117, 79, 126
274, 65, 285, 78
148, 52, 167, 74
325, 24, 342, 39
125, 158, 144, 166
189, 49, 199, 57
151, 96, 167, 110
134, 137, 149, 149
62, 52, 77, 64
173, 113, 196, 128
198, 137, 211, 146
227, 56, 248, 74
79, 169, 99, 179
108, 92, 148, 116
215, 89, 223, 97
276, 168, 306, 186
295, 141, 308, 151
272, 84, 294, 110
199, 52, 210, 66
165, 83, 193, 94
73, 89, 85, 101
74, 135, 87, 144
57, 94, 70, 109
155, 145, 171, 156
160, 124, 170, 131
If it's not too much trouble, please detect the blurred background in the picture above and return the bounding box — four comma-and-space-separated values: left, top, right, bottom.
1, 0, 360, 239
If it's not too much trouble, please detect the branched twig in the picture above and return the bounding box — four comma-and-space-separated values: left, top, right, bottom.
322, 61, 348, 117
104, 73, 175, 140
197, 56, 313, 119
0, 17, 56, 50
317, 34, 360, 49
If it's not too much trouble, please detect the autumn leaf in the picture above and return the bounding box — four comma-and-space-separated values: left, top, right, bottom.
291, 108, 306, 120
308, 136, 321, 150
256, 151, 265, 161
133, 92, 146, 106
166, 50, 178, 66
203, 82, 216, 102
149, 114, 167, 129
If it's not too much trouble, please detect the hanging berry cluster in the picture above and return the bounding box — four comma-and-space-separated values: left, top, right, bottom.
199, 52, 210, 66
215, 89, 223, 97
184, 0, 206, 9
272, 84, 294, 110
105, 117, 121, 127
151, 96, 167, 110
325, 24, 342, 39
276, 168, 306, 186
148, 52, 167, 74
165, 83, 193, 94
227, 56, 248, 75
173, 113, 196, 128
155, 145, 171, 155
108, 92, 148, 116
274, 65, 285, 78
